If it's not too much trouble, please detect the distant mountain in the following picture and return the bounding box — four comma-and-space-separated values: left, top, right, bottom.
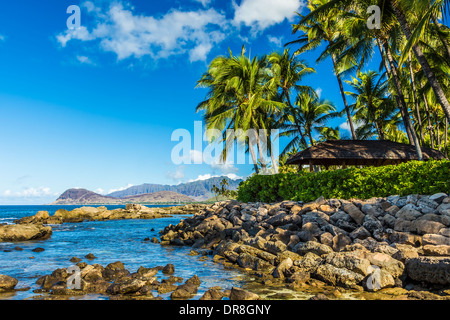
107, 176, 243, 201
50, 189, 194, 205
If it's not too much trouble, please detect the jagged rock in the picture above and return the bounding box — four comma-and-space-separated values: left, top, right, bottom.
229, 287, 260, 300
324, 252, 372, 276
413, 220, 445, 235
350, 226, 371, 240
332, 234, 352, 252
314, 264, 364, 288
200, 288, 224, 300
342, 203, 365, 225
0, 224, 52, 242
405, 257, 450, 285
0, 275, 18, 292
395, 204, 422, 220
422, 234, 450, 246
392, 244, 419, 262
429, 193, 448, 203
294, 241, 333, 256
422, 245, 450, 257
272, 258, 293, 279
106, 277, 147, 295
293, 252, 322, 272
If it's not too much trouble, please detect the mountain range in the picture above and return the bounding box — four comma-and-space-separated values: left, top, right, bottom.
49, 176, 243, 205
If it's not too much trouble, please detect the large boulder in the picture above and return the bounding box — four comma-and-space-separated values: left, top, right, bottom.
405, 257, 450, 285
0, 224, 52, 242
294, 241, 333, 256
0, 275, 18, 292
314, 264, 364, 288
229, 287, 260, 300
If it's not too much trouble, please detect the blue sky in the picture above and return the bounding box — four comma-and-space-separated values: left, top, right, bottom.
0, 0, 364, 204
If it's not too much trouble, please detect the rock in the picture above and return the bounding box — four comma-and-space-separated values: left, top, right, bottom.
200, 288, 224, 300
32, 247, 45, 252
439, 228, 450, 237
0, 275, 18, 292
394, 219, 415, 233
170, 275, 201, 299
150, 237, 160, 244
85, 253, 96, 260
437, 203, 450, 216
342, 203, 365, 225
314, 264, 365, 288
107, 277, 146, 295
319, 232, 334, 247
237, 253, 275, 272
0, 224, 52, 242
395, 204, 422, 220
413, 220, 445, 235
429, 193, 447, 203
422, 245, 450, 257
405, 257, 450, 285
293, 252, 323, 272
272, 258, 293, 279
309, 293, 329, 300
324, 252, 372, 276
332, 234, 352, 252
392, 244, 419, 262
362, 252, 405, 278
422, 234, 450, 246
350, 227, 371, 240
294, 241, 333, 256
287, 270, 310, 285
381, 214, 396, 229
388, 230, 422, 247
102, 261, 130, 281
229, 287, 260, 300
70, 257, 81, 263
162, 264, 175, 274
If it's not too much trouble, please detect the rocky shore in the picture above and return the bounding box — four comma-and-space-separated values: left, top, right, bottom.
14, 204, 208, 225
0, 204, 207, 243
159, 193, 450, 298
0, 261, 260, 300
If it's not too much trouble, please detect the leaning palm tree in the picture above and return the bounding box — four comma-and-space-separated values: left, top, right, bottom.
287, 0, 358, 140
196, 46, 285, 174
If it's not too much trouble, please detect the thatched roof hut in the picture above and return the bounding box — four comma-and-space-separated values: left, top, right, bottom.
285, 140, 446, 169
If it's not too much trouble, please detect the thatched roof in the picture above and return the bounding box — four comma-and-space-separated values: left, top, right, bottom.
285, 140, 446, 167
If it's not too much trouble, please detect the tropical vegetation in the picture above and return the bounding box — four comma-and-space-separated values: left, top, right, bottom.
196, 0, 450, 175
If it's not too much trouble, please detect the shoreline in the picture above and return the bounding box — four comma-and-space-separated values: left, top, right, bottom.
1, 193, 449, 300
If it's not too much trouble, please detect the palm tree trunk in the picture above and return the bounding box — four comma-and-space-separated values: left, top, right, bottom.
382, 39, 423, 160
423, 93, 436, 149
391, 1, 450, 124
408, 54, 425, 145
284, 88, 308, 147
248, 142, 259, 174
255, 130, 267, 172
435, 113, 441, 151
270, 151, 279, 174
330, 53, 357, 140
445, 118, 448, 158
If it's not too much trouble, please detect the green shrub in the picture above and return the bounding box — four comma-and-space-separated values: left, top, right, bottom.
237, 160, 450, 203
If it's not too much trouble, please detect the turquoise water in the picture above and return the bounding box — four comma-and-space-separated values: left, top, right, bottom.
0, 205, 246, 300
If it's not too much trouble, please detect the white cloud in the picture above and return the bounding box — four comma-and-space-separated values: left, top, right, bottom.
316, 87, 322, 99
166, 166, 185, 182
1, 187, 59, 198
193, 0, 212, 7
339, 119, 364, 133
0, 34, 5, 42
107, 183, 134, 194
76, 55, 95, 65
188, 173, 243, 182
233, 0, 304, 31
57, 2, 228, 62
268, 35, 283, 47
94, 188, 105, 194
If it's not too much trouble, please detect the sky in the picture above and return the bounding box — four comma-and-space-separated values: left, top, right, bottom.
0, 0, 365, 204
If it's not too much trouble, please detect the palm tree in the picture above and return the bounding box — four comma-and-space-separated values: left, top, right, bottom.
287, 0, 357, 140
196, 46, 285, 174
268, 49, 316, 147
345, 71, 397, 140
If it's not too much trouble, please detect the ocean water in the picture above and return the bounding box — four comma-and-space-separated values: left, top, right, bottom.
0, 205, 246, 300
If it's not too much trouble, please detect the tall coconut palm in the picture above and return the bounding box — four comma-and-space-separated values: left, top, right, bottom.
345, 71, 398, 140
287, 0, 357, 140
280, 92, 337, 149
196, 46, 285, 174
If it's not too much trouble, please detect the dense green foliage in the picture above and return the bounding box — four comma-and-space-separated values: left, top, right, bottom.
237, 160, 450, 203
